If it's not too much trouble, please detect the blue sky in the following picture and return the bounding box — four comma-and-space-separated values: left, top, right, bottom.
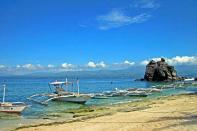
0, 0, 197, 74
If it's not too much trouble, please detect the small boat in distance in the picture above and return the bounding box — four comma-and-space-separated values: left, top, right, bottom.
91, 93, 108, 99
102, 88, 150, 98
184, 78, 195, 82
28, 79, 91, 105
0, 84, 27, 113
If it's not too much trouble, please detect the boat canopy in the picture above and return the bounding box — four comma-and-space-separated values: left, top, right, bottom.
49, 81, 73, 85
184, 78, 195, 82
49, 81, 66, 85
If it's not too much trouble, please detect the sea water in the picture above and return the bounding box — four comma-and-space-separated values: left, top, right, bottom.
0, 77, 196, 130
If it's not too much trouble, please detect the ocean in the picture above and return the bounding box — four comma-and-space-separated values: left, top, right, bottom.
0, 77, 197, 130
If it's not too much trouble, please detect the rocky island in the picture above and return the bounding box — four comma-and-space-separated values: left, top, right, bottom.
144, 58, 183, 81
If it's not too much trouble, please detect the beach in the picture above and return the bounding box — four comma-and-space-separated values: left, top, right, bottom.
16, 93, 197, 131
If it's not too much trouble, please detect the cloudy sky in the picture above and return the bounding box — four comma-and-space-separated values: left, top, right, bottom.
0, 0, 197, 74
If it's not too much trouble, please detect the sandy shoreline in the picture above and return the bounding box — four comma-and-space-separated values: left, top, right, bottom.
17, 93, 197, 131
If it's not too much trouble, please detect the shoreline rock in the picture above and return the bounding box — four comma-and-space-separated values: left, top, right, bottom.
144, 58, 181, 82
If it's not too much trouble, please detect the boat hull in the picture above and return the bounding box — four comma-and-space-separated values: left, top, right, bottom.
126, 94, 148, 97
52, 95, 91, 104
92, 96, 108, 99
0, 105, 26, 113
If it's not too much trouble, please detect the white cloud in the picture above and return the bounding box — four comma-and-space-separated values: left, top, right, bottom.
2, 56, 197, 74
48, 64, 55, 68
18, 64, 44, 70
167, 56, 197, 65
16, 65, 21, 68
61, 63, 73, 69
87, 61, 107, 68
112, 60, 135, 69
140, 57, 161, 65
0, 65, 6, 69
124, 60, 135, 66
141, 56, 197, 65
97, 9, 151, 30
97, 61, 107, 68
133, 0, 160, 9
140, 60, 149, 65
22, 64, 36, 70
36, 64, 43, 68
87, 61, 97, 68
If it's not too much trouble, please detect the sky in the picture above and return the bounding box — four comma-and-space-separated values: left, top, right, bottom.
0, 0, 197, 74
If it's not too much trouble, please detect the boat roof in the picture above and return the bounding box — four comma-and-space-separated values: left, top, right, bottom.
49, 81, 66, 85
184, 78, 195, 81
49, 81, 73, 85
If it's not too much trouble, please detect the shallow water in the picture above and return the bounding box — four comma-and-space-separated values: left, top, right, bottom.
0, 77, 196, 130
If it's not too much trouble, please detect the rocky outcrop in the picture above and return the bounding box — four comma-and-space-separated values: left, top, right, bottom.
144, 58, 179, 81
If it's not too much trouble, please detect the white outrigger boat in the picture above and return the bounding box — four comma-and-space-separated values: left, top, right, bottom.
102, 88, 152, 98
28, 79, 91, 105
0, 84, 27, 113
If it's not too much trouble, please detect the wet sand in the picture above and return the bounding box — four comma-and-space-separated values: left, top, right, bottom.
17, 94, 197, 131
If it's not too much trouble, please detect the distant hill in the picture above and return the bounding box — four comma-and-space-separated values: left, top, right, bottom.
23, 66, 145, 79
0, 65, 196, 79
176, 65, 197, 77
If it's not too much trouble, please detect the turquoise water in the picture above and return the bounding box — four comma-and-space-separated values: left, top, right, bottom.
0, 77, 197, 130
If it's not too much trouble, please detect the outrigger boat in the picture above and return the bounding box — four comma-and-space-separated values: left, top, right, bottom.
0, 84, 27, 113
28, 79, 91, 105
91, 93, 108, 99
125, 90, 148, 97
102, 88, 151, 98
127, 88, 161, 93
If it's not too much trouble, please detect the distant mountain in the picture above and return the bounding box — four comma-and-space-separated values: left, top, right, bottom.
176, 65, 197, 77
0, 72, 13, 77
23, 66, 145, 79
0, 65, 196, 79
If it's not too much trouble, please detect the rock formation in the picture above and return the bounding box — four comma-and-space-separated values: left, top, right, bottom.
144, 58, 179, 81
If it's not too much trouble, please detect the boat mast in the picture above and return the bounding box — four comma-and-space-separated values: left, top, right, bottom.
66, 78, 68, 92
2, 84, 6, 103
77, 79, 79, 95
